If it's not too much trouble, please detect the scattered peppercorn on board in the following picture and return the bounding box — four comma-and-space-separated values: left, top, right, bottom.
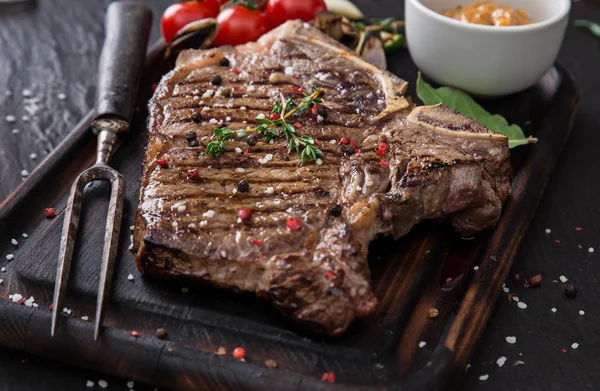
0, 41, 578, 390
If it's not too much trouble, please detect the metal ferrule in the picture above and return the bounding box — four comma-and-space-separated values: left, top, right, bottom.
92, 118, 128, 166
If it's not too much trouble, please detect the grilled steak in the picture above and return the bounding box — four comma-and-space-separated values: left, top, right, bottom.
133, 21, 511, 336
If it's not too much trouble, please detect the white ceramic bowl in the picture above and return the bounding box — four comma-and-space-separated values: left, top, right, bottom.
405, 0, 570, 97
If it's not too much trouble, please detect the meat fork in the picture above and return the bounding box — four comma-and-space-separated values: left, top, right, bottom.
51, 1, 152, 341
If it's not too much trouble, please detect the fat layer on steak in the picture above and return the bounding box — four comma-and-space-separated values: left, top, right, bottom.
133, 21, 511, 336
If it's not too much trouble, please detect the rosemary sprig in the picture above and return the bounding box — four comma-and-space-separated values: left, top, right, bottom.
205, 89, 325, 164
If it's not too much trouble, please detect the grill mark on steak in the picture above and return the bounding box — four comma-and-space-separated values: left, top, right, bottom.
133, 21, 512, 336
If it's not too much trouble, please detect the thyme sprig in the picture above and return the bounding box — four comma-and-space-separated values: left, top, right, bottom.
205, 88, 325, 164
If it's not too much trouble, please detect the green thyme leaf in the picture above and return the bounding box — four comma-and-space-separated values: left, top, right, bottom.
272, 102, 283, 114
256, 118, 271, 125
416, 72, 535, 148
575, 19, 600, 38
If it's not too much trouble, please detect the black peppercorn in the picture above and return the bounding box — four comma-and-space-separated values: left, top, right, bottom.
211, 75, 222, 86
190, 112, 202, 123
283, 155, 290, 161
344, 147, 354, 156
330, 204, 342, 217
220, 57, 230, 67
247, 135, 258, 146
156, 328, 167, 339
317, 106, 328, 119
564, 283, 577, 298
185, 131, 197, 141
237, 179, 250, 193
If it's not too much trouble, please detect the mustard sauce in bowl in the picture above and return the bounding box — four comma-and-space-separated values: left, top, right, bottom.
442, 2, 533, 26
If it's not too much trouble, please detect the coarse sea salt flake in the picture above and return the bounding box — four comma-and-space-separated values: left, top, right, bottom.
11, 239, 18, 246
256, 113, 266, 119
21, 169, 29, 177
505, 336, 516, 344
30, 153, 37, 160
559, 275, 568, 283
1, 267, 6, 272
418, 341, 426, 348
571, 343, 579, 349
503, 287, 510, 293
86, 381, 94, 388
11, 129, 19, 134
473, 266, 479, 271
203, 210, 215, 218
545, 228, 551, 234
496, 356, 507, 367
265, 186, 274, 194
127, 274, 134, 281
11, 293, 23, 303
330, 139, 337, 144
127, 381, 135, 389
316, 158, 323, 166
98, 380, 108, 388
24, 297, 35, 307
284, 66, 294, 75
220, 250, 227, 258
236, 167, 245, 173
226, 116, 231, 121
517, 302, 528, 309
235, 147, 243, 154
58, 93, 67, 100
22, 89, 31, 97
551, 308, 557, 313
5, 115, 16, 123
479, 374, 489, 381
579, 310, 585, 316
6, 254, 14, 261
589, 247, 595, 253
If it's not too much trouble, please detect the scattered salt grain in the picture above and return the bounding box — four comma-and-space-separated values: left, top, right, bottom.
29, 153, 37, 160
21, 170, 29, 177
1, 267, 5, 272
240, 106, 247, 111
220, 250, 227, 258
6, 254, 14, 261
551, 308, 557, 313
418, 341, 426, 348
21, 115, 30, 122
22, 89, 31, 97
236, 167, 245, 173
202, 89, 214, 98
98, 380, 108, 388
81, 316, 89, 321
203, 210, 215, 218
503, 286, 510, 293
127, 274, 134, 281
517, 302, 528, 309
330, 139, 337, 144
589, 247, 595, 253
235, 147, 243, 154
226, 116, 231, 121
202, 106, 210, 111
256, 113, 266, 119
284, 66, 294, 76
24, 297, 35, 307
209, 118, 218, 124
505, 336, 516, 344
496, 356, 507, 367
545, 228, 551, 234
473, 266, 479, 271
22, 233, 28, 238
316, 158, 323, 166
11, 294, 23, 303
11, 238, 18, 246
200, 220, 208, 227
579, 310, 585, 316
479, 374, 489, 381
11, 129, 19, 134
86, 381, 94, 388
127, 381, 135, 389
58, 93, 67, 100
265, 186, 274, 194
5, 115, 16, 123
0, 280, 3, 285
559, 275, 568, 283
571, 343, 579, 349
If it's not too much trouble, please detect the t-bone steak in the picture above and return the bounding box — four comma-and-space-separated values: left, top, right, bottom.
132, 21, 512, 336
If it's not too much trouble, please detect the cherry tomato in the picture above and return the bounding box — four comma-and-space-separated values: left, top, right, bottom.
266, 0, 327, 28
161, 0, 221, 43
214, 5, 270, 46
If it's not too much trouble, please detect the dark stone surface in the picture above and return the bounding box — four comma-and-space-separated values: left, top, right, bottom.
0, 0, 599, 390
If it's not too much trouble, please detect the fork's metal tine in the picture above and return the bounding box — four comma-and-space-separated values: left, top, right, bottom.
94, 171, 125, 341
51, 172, 87, 337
